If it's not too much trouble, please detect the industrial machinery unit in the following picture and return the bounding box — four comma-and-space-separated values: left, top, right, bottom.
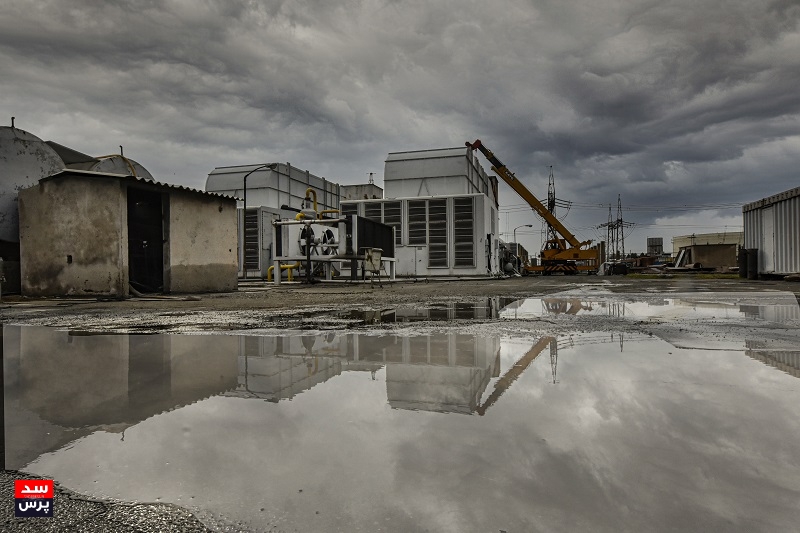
272, 189, 396, 283
467, 139, 599, 274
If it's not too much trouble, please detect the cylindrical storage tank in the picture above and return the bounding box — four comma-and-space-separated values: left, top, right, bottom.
737, 248, 748, 278
0, 126, 65, 243
747, 249, 759, 280
89, 155, 154, 181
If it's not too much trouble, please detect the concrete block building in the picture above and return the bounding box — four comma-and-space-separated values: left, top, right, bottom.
19, 170, 238, 297
671, 231, 743, 270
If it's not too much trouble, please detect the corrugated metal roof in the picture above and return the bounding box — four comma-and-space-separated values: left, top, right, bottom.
743, 185, 800, 212
40, 169, 237, 200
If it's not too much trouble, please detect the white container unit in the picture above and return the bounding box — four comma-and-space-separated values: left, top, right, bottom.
384, 147, 498, 205
743, 186, 800, 275
341, 193, 500, 277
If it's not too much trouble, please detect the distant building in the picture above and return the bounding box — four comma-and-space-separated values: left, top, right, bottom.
743, 186, 800, 276
646, 237, 663, 256
341, 147, 500, 277
341, 183, 383, 200
19, 170, 237, 297
671, 231, 743, 270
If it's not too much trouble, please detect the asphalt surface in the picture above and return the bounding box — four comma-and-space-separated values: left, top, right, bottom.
1, 470, 210, 532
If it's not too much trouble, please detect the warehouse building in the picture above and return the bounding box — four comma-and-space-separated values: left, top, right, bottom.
671, 231, 743, 270
19, 170, 238, 297
341, 147, 500, 277
743, 186, 800, 277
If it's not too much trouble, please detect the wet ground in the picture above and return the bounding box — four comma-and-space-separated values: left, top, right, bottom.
2, 277, 800, 531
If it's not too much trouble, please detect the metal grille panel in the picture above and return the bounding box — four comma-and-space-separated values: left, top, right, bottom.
383, 201, 402, 245
408, 200, 427, 245
428, 199, 448, 267
453, 197, 474, 267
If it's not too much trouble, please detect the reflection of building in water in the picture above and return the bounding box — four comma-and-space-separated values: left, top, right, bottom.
542, 299, 593, 315
745, 340, 800, 379
394, 299, 501, 321
226, 332, 504, 414
232, 335, 346, 402
2, 326, 239, 469
740, 303, 800, 324
337, 298, 523, 324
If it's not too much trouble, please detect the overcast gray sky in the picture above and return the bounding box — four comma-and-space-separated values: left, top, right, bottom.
1, 0, 798, 252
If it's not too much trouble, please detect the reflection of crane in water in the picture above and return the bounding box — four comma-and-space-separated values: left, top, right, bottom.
476, 336, 557, 416
476, 332, 628, 412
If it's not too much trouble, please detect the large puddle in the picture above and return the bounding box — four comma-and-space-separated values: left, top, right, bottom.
3, 292, 800, 532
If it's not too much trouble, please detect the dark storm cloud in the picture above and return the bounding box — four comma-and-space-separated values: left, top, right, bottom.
1, 0, 798, 249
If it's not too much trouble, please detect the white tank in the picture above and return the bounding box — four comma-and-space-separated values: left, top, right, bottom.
88, 155, 154, 181
0, 127, 65, 242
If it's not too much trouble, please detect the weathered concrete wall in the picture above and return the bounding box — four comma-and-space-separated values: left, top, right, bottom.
168, 190, 237, 293
19, 177, 127, 296
687, 244, 738, 269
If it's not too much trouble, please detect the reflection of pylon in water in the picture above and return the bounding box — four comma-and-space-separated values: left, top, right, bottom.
610, 332, 625, 352
549, 338, 558, 384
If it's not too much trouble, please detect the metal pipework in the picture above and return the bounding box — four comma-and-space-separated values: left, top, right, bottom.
267, 262, 300, 282
304, 187, 318, 214
318, 209, 340, 218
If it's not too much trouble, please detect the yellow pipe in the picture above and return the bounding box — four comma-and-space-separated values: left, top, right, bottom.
267, 262, 301, 282
318, 209, 339, 219
304, 188, 318, 214
295, 212, 306, 220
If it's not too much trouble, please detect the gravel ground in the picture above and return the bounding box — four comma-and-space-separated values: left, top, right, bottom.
1, 275, 798, 333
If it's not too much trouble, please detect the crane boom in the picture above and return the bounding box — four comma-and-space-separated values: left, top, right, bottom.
467, 139, 586, 248
467, 139, 599, 274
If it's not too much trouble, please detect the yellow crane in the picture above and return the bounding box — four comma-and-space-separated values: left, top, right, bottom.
467, 139, 600, 274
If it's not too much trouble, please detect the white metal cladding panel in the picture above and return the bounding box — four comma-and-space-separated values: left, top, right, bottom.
743, 194, 800, 273
774, 195, 800, 273
384, 147, 492, 202
743, 209, 761, 249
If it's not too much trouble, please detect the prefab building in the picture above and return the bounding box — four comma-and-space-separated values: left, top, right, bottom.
205, 163, 341, 278
339, 147, 501, 277
384, 147, 498, 203
19, 170, 238, 297
743, 186, 800, 276
341, 193, 498, 277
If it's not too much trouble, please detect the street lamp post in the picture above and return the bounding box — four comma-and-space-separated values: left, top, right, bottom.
513, 224, 533, 271
240, 163, 277, 279
513, 224, 533, 249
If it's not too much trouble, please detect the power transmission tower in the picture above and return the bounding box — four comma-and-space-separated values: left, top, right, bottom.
596, 195, 634, 261
542, 166, 558, 248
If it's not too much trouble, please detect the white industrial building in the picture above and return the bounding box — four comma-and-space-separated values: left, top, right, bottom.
341, 147, 501, 277
743, 186, 800, 276
205, 163, 341, 278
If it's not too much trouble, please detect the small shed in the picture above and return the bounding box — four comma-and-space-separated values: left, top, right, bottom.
743, 186, 800, 276
19, 170, 238, 297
